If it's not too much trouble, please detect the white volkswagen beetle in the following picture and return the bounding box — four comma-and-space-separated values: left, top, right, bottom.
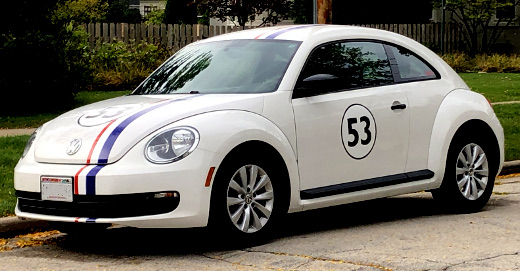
15, 25, 504, 241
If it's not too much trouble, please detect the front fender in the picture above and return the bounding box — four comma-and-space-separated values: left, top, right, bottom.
427, 89, 505, 188
172, 110, 302, 212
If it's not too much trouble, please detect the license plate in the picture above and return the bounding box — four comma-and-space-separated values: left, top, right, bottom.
41, 176, 73, 202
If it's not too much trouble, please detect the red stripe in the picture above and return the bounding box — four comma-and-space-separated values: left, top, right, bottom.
74, 165, 89, 195
254, 33, 265, 39
87, 119, 117, 164
73, 119, 116, 195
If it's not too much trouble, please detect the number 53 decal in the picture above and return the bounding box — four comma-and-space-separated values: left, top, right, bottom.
341, 104, 377, 159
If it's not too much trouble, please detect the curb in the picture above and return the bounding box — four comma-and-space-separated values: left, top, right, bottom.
0, 217, 50, 238
500, 160, 520, 176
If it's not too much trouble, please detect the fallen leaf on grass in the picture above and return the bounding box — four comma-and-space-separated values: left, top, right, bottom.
16, 239, 44, 248
16, 230, 60, 240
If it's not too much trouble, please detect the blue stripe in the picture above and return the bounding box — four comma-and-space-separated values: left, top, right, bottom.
86, 218, 97, 223
97, 106, 158, 164
265, 25, 315, 39
86, 165, 105, 195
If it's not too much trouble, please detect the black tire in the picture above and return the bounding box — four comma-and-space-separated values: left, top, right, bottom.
209, 150, 288, 246
432, 132, 496, 213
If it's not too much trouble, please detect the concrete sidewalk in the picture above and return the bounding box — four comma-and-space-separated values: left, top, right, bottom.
0, 128, 36, 137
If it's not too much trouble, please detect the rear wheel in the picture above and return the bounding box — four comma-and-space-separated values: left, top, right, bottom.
432, 134, 496, 213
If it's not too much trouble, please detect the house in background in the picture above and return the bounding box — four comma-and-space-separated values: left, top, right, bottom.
209, 15, 293, 27
332, 0, 433, 24
430, 1, 520, 24
129, 0, 166, 17
140, 0, 166, 16
129, 0, 140, 10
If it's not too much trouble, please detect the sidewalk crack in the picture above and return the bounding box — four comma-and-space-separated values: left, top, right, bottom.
245, 249, 394, 271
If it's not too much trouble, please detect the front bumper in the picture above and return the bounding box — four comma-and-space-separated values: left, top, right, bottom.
16, 190, 180, 218
14, 148, 220, 228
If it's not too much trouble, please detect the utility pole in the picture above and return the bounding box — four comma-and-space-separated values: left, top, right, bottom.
317, 0, 332, 24
313, 0, 317, 23
441, 0, 446, 54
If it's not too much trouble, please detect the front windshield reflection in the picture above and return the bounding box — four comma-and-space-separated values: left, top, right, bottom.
132, 39, 301, 95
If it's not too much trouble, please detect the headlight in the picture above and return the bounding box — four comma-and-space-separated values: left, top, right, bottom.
145, 127, 200, 164
22, 127, 41, 159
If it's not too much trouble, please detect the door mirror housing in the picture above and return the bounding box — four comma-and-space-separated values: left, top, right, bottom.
293, 74, 340, 99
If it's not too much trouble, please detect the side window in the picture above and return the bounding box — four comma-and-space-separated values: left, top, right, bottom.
294, 42, 393, 98
388, 45, 438, 81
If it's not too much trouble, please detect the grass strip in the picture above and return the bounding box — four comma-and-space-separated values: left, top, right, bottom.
493, 103, 520, 162
0, 91, 130, 129
459, 73, 520, 103
0, 136, 29, 216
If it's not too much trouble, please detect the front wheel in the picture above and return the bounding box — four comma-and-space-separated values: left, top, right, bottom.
432, 136, 496, 213
209, 154, 287, 245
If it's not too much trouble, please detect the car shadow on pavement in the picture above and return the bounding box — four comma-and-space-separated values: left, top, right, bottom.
44, 193, 505, 257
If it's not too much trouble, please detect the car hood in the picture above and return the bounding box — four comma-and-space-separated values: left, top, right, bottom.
33, 94, 264, 164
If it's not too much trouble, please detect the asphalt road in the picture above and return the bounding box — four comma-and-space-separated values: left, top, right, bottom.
1, 176, 519, 271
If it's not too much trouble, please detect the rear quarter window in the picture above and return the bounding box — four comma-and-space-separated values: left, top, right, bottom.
388, 46, 439, 82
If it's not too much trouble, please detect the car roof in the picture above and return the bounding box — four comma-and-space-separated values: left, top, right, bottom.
200, 24, 396, 43
188, 24, 466, 89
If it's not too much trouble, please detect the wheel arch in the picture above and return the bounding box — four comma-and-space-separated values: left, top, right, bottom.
213, 140, 292, 213
177, 110, 301, 212
452, 120, 501, 175
427, 89, 504, 189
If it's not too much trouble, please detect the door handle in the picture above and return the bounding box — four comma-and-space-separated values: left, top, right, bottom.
391, 103, 407, 110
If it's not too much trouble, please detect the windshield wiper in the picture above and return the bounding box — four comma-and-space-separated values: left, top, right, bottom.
189, 91, 200, 94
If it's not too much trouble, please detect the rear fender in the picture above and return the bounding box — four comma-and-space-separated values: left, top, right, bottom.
427, 89, 504, 188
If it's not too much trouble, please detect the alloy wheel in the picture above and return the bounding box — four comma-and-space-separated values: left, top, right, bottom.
226, 164, 274, 233
456, 143, 489, 200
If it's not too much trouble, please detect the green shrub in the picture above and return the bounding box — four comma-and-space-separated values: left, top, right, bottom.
442, 53, 520, 73
441, 52, 475, 72
476, 54, 520, 73
89, 41, 170, 91
0, 1, 93, 116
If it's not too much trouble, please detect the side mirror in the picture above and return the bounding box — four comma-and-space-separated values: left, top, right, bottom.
293, 74, 340, 99
302, 74, 338, 82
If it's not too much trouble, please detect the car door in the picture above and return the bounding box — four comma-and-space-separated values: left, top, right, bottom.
292, 41, 411, 199
383, 44, 446, 173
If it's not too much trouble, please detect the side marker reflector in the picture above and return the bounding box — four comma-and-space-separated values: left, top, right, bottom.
205, 167, 216, 187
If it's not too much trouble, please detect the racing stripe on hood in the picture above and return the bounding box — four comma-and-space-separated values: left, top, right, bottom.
82, 95, 201, 195
98, 95, 200, 164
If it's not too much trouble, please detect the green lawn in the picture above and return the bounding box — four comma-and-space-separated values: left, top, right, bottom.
0, 91, 130, 129
0, 135, 29, 216
460, 73, 520, 103
493, 103, 520, 162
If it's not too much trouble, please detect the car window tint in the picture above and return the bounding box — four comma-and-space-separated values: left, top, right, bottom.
295, 41, 393, 98
389, 46, 438, 81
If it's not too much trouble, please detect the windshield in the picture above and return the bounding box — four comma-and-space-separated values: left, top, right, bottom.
132, 39, 301, 95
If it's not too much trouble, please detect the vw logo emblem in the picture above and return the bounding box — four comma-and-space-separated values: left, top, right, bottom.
67, 139, 82, 155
